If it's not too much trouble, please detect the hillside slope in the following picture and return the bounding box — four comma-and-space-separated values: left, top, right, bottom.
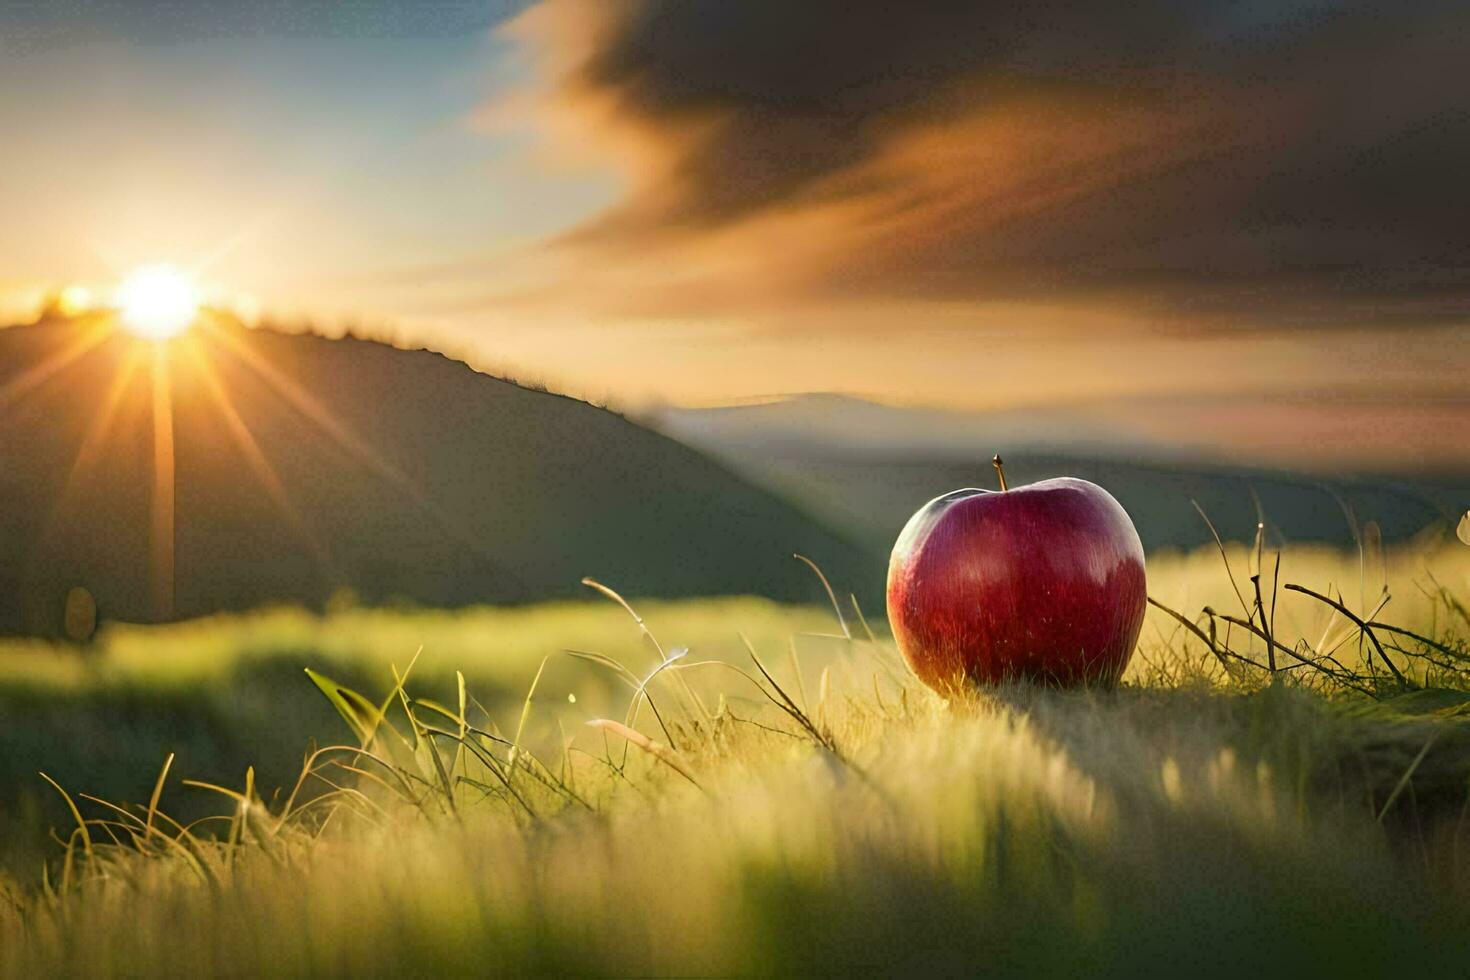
0, 318, 870, 635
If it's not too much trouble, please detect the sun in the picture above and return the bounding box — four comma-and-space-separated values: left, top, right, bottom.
115, 264, 201, 340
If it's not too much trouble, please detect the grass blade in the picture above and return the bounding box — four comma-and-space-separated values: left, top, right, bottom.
146, 752, 175, 839
586, 719, 702, 790
38, 772, 93, 866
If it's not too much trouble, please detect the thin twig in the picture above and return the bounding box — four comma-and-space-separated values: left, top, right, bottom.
1145, 597, 1242, 675
1285, 583, 1408, 688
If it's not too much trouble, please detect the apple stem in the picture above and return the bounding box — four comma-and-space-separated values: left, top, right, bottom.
992, 454, 1009, 492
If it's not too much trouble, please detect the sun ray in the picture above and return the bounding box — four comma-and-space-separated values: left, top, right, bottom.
183, 337, 340, 580
60, 346, 144, 501
32, 346, 147, 559
198, 319, 526, 591
188, 210, 282, 280
0, 323, 111, 414
198, 320, 420, 498
149, 343, 176, 621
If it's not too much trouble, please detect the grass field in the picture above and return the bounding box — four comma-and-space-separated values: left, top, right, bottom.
3, 537, 1470, 975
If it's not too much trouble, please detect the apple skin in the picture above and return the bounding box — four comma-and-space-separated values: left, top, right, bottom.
886, 477, 1146, 692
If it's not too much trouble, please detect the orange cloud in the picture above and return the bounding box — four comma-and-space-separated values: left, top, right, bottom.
437, 1, 1470, 471
501, 0, 1470, 330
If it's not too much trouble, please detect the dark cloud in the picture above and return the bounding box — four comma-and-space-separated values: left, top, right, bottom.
514, 0, 1470, 326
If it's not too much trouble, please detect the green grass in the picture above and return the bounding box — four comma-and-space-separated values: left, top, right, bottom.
2, 541, 1470, 976
0, 596, 838, 871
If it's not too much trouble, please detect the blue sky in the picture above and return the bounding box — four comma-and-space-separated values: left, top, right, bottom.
0, 2, 609, 327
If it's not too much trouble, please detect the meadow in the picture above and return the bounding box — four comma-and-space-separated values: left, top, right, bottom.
2, 535, 1470, 975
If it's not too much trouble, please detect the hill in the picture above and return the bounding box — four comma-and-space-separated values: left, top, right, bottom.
648, 394, 1470, 558
0, 317, 869, 635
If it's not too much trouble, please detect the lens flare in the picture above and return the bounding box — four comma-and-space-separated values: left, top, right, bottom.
57, 284, 93, 317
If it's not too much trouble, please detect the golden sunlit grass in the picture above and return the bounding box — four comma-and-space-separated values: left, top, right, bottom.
2, 542, 1470, 973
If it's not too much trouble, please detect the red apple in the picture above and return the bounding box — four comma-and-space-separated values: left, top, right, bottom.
886, 460, 1146, 692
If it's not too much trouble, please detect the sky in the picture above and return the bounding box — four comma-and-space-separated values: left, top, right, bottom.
2, 1, 1468, 470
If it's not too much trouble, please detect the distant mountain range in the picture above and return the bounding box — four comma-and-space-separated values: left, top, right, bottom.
0, 318, 867, 636
647, 393, 1470, 558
